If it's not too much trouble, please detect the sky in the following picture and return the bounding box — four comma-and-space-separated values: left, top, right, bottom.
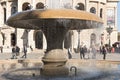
118, 2, 120, 32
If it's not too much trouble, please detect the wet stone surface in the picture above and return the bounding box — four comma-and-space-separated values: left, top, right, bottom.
0, 64, 120, 80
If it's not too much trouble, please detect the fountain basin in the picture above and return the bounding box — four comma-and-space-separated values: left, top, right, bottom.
7, 9, 103, 30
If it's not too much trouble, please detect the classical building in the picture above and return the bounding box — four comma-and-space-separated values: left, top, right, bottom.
118, 32, 120, 41
0, 0, 119, 53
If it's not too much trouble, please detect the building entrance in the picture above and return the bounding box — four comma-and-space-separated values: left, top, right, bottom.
35, 31, 43, 49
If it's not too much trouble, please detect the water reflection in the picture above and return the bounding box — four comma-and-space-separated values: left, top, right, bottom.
1, 61, 120, 80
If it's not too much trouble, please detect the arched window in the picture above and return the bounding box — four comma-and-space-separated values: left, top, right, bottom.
22, 2, 31, 11
11, 6, 17, 15
36, 2, 44, 9
3, 8, 6, 23
90, 7, 96, 14
11, 33, 16, 46
90, 33, 96, 47
76, 3, 85, 10
34, 30, 43, 49
1, 2, 6, 23
100, 8, 103, 18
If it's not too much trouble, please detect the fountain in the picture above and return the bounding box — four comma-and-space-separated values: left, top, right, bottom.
6, 9, 103, 76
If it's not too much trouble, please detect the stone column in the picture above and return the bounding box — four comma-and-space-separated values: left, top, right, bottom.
6, 1, 12, 20
43, 26, 68, 52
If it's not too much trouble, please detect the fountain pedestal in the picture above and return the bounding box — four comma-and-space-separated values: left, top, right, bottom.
41, 49, 69, 76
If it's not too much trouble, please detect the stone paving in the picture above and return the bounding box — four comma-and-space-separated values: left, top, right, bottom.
72, 52, 120, 61
0, 51, 120, 61
0, 51, 120, 80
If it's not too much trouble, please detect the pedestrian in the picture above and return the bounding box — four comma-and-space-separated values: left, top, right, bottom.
68, 48, 72, 59
0, 46, 3, 53
111, 47, 115, 53
102, 46, 107, 60
83, 45, 87, 53
21, 46, 27, 58
83, 45, 87, 58
80, 46, 85, 59
30, 45, 33, 51
16, 46, 20, 56
11, 46, 17, 59
99, 46, 102, 54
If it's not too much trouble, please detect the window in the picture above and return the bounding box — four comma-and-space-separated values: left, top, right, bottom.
90, 7, 96, 14
100, 8, 103, 18
22, 2, 31, 11
76, 3, 85, 10
11, 6, 17, 15
36, 2, 44, 9
90, 33, 96, 47
3, 8, 6, 23
11, 33, 16, 46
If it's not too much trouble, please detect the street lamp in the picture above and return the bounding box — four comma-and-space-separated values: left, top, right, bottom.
106, 26, 113, 52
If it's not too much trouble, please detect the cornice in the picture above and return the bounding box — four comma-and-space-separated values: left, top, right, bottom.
89, 0, 106, 4
107, 0, 119, 2
0, 0, 14, 2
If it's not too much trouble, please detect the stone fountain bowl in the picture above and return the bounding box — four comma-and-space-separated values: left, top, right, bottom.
7, 9, 103, 30
42, 49, 68, 63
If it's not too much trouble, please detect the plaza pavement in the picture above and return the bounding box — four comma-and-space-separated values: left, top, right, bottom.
0, 51, 120, 61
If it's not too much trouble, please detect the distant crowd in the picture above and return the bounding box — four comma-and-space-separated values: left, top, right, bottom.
68, 44, 112, 60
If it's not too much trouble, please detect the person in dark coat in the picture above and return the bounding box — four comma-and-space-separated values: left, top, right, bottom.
0, 46, 3, 53
102, 46, 107, 60
16, 46, 20, 56
11, 46, 17, 59
80, 46, 85, 59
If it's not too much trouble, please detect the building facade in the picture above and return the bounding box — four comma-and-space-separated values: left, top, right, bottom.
0, 0, 119, 53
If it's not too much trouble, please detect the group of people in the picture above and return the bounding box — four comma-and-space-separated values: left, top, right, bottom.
79, 45, 107, 60
11, 46, 27, 59
67, 45, 108, 60
11, 46, 20, 59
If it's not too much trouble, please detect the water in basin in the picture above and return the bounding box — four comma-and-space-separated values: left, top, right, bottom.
1, 60, 120, 80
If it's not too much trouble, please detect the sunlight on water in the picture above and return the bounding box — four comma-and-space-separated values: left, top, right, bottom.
1, 62, 120, 80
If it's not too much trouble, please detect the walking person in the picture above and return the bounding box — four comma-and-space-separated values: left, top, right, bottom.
16, 46, 20, 56
99, 46, 102, 54
21, 46, 27, 58
102, 46, 107, 60
11, 46, 17, 59
0, 46, 3, 53
83, 45, 87, 58
80, 46, 85, 59
68, 48, 72, 59
30, 45, 33, 51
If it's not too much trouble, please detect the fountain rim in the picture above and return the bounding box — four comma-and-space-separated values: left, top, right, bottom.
7, 9, 103, 23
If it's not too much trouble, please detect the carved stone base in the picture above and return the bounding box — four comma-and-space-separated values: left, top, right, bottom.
41, 49, 69, 76
41, 63, 69, 76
